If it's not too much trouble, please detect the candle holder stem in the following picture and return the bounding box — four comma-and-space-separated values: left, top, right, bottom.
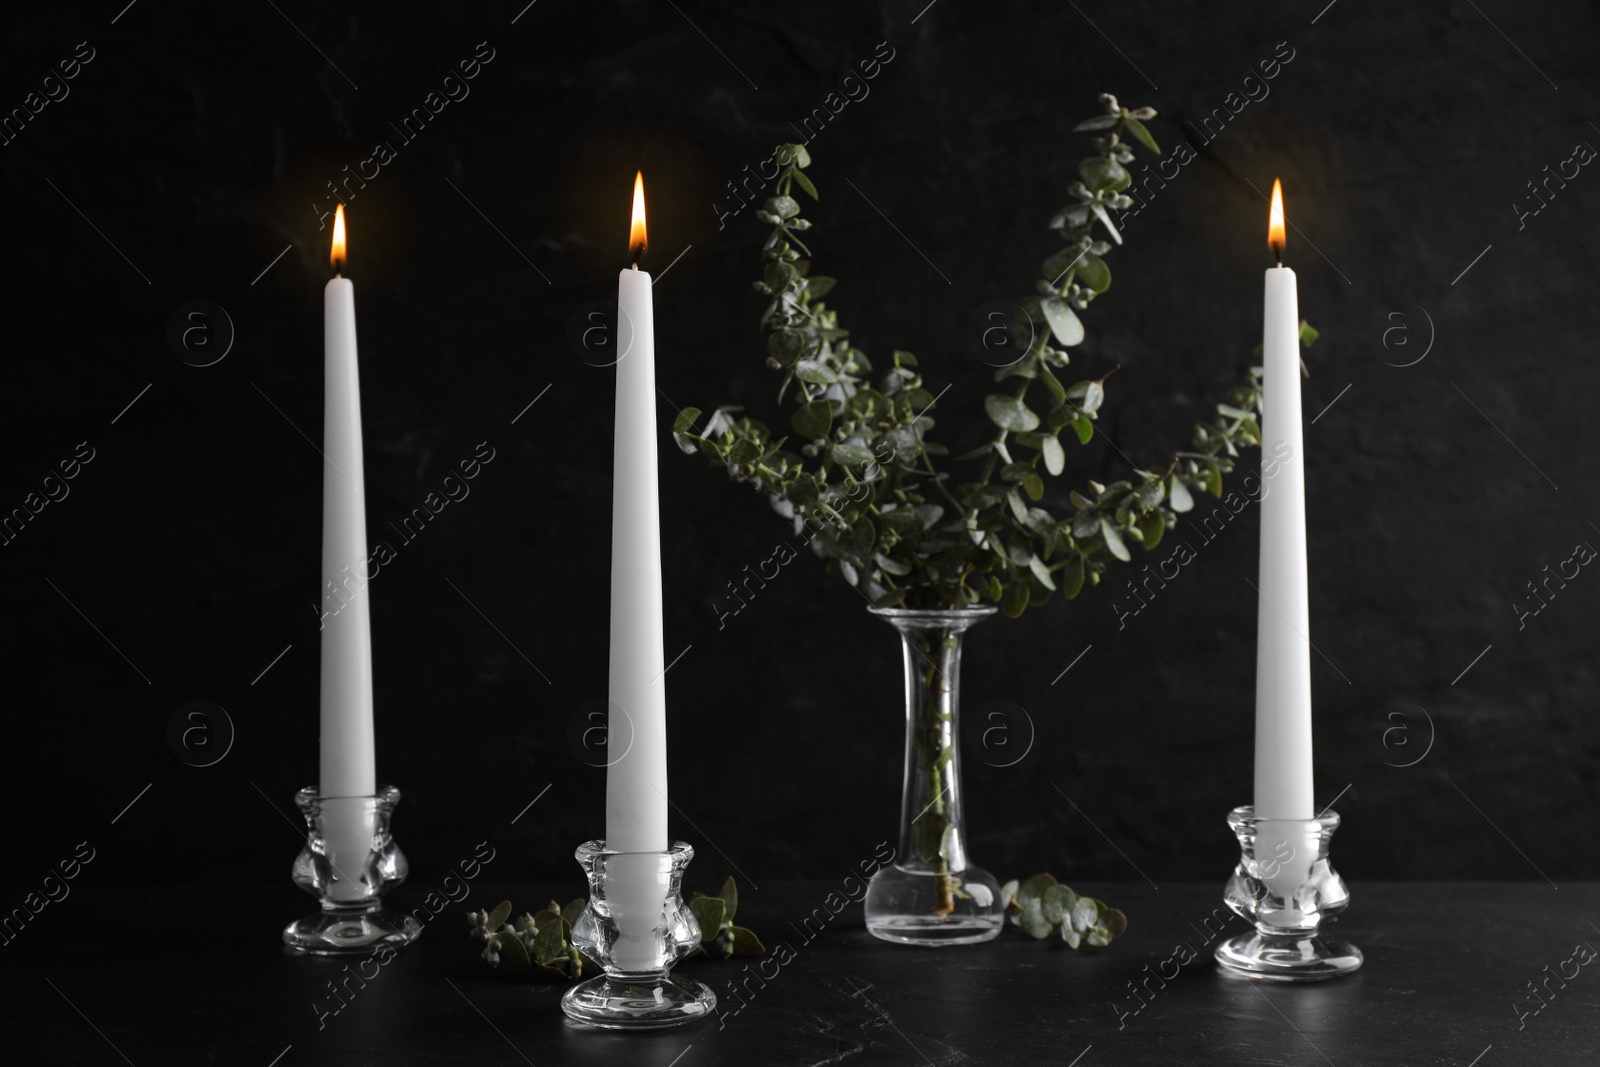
1215, 805, 1362, 981
283, 785, 421, 955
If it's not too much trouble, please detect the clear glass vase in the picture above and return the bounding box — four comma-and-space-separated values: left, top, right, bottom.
864, 606, 1003, 945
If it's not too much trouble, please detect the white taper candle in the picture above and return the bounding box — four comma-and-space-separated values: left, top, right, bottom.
320, 205, 378, 899
606, 173, 669, 854
1253, 179, 1315, 821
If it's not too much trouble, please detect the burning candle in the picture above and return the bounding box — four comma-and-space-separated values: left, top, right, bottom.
607, 172, 669, 854
1253, 179, 1315, 821
320, 205, 378, 897
603, 172, 672, 971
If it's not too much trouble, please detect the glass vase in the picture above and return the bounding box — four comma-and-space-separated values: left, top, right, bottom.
864, 606, 1003, 945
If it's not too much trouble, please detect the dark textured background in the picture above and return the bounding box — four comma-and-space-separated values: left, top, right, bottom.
4, 0, 1597, 903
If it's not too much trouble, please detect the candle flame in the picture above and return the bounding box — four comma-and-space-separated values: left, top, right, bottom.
330, 203, 347, 272
629, 171, 647, 264
1267, 178, 1286, 258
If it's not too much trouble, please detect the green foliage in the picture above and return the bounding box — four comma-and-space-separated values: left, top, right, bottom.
466, 898, 588, 979
1000, 873, 1128, 949
689, 876, 766, 958
675, 93, 1317, 615
467, 877, 762, 980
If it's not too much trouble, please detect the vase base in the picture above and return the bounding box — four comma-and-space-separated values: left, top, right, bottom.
282, 907, 422, 956
866, 915, 1004, 946
1214, 931, 1363, 982
560, 972, 717, 1029
864, 865, 1003, 947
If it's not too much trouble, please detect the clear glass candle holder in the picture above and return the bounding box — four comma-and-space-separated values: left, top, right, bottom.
1215, 804, 1363, 981
282, 785, 422, 956
561, 840, 716, 1029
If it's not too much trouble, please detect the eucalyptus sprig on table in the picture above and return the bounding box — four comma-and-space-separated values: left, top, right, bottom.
688, 876, 766, 958
673, 93, 1318, 615
1001, 873, 1127, 949
466, 877, 764, 981
467, 898, 589, 979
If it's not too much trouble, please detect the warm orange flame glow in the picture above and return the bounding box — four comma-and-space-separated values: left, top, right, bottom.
330, 203, 347, 271
1267, 178, 1285, 256
629, 171, 647, 261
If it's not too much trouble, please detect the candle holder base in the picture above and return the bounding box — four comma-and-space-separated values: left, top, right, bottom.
283, 785, 421, 956
1215, 931, 1364, 982
1214, 805, 1362, 982
561, 840, 716, 1029
561, 972, 717, 1030
283, 903, 422, 957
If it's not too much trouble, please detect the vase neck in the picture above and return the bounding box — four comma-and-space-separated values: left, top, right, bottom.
882, 613, 986, 878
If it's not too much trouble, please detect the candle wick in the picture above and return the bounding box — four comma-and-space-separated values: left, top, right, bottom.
630, 263, 639, 271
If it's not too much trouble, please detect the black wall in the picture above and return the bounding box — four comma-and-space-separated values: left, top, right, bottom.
5, 1, 1597, 900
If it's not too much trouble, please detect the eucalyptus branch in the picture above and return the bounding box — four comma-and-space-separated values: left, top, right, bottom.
673, 95, 1317, 618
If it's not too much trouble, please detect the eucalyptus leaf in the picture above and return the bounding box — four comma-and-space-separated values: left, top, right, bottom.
1041, 435, 1065, 476
1079, 156, 1131, 192
1168, 475, 1194, 513
768, 328, 809, 366
1100, 518, 1131, 562
672, 407, 702, 434
1135, 478, 1164, 510
1120, 115, 1158, 154
1018, 898, 1051, 939
1041, 298, 1085, 347
1016, 873, 1057, 910
795, 358, 839, 384
791, 400, 832, 439
1089, 202, 1122, 244
1096, 902, 1128, 939
1072, 114, 1119, 131
493, 930, 532, 973
1076, 252, 1111, 293
1122, 115, 1160, 154
1080, 381, 1105, 414
532, 918, 567, 964
690, 895, 727, 941
731, 925, 765, 955
831, 443, 877, 467
985, 394, 1041, 433
1059, 556, 1085, 598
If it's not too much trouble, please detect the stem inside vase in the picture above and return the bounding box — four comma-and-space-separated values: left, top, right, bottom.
903, 626, 965, 914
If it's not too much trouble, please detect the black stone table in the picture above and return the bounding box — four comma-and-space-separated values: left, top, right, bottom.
5, 882, 1596, 1065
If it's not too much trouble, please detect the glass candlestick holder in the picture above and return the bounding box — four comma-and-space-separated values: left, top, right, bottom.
282, 785, 422, 956
1215, 804, 1363, 981
561, 840, 716, 1029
